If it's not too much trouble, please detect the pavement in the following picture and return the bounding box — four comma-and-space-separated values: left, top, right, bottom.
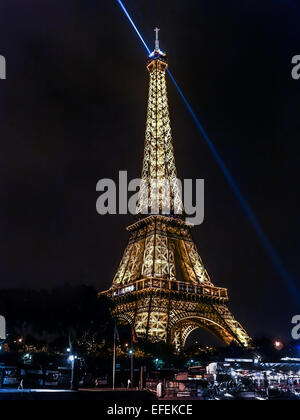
0, 387, 157, 400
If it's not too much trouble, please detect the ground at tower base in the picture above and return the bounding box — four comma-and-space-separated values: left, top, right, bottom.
0, 346, 299, 400
0, 289, 299, 401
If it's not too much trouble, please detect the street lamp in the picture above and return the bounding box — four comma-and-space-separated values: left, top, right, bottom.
68, 355, 76, 390
129, 349, 134, 387
274, 340, 284, 351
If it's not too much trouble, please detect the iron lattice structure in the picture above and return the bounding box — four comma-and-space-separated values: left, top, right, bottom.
136, 54, 183, 216
100, 37, 251, 349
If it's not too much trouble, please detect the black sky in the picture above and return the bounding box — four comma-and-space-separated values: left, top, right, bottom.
0, 0, 299, 341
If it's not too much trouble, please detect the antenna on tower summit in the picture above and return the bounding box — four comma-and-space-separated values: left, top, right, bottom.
154, 27, 160, 50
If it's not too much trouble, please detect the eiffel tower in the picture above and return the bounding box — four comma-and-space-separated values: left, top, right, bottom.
100, 29, 251, 349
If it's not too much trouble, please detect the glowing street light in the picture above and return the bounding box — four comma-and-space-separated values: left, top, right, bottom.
274, 340, 284, 350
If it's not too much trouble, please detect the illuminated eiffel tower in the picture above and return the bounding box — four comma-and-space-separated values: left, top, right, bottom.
100, 29, 251, 349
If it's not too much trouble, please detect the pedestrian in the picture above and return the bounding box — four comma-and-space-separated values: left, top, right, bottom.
18, 379, 24, 391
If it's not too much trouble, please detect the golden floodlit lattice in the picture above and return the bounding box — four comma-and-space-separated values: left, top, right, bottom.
136, 52, 183, 216
99, 33, 252, 349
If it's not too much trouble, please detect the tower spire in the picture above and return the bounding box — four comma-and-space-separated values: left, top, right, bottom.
154, 27, 160, 50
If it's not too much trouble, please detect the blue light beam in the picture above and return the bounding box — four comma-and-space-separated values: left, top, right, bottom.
116, 0, 299, 301
117, 0, 151, 55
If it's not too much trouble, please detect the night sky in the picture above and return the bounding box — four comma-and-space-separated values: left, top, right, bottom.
0, 0, 299, 341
